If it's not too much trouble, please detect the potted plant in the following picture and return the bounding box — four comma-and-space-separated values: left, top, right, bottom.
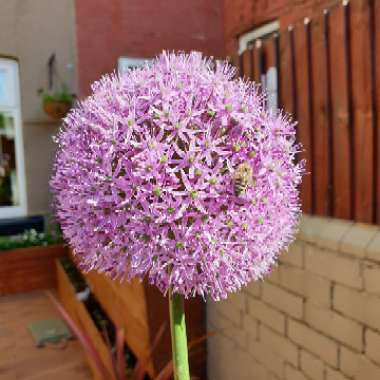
0, 228, 67, 295
40, 86, 74, 120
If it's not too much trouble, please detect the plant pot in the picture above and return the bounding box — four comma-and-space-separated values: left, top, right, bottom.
56, 259, 117, 380
43, 100, 71, 120
0, 244, 67, 295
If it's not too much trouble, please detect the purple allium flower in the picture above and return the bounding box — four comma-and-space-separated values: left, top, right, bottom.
50, 51, 304, 300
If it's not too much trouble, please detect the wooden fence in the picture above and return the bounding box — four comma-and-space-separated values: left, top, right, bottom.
235, 0, 380, 224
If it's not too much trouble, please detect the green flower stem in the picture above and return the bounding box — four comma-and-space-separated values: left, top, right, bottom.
169, 286, 191, 380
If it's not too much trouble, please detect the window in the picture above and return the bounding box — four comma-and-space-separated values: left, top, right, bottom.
117, 57, 150, 76
0, 57, 27, 218
238, 21, 280, 112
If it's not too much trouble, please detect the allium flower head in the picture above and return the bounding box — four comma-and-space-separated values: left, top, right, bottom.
51, 51, 303, 300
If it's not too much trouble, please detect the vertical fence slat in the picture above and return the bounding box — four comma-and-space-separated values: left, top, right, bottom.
256, 39, 266, 89
323, 9, 334, 216
263, 37, 275, 71
273, 33, 281, 108
343, 0, 355, 219
305, 18, 316, 214
294, 23, 313, 213
249, 46, 255, 82
328, 3, 352, 219
241, 49, 252, 80
371, 0, 380, 224
251, 41, 260, 83
288, 26, 298, 120
279, 28, 294, 118
349, 0, 374, 222
309, 15, 331, 217
231, 52, 241, 78
369, 0, 379, 223
262, 36, 277, 110
239, 52, 244, 78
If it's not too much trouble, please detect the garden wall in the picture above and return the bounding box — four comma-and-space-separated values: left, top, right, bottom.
207, 215, 380, 380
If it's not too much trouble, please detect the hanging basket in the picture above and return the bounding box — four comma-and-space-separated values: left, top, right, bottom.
43, 100, 72, 120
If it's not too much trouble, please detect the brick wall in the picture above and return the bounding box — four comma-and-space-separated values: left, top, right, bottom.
74, 0, 225, 95
207, 215, 380, 380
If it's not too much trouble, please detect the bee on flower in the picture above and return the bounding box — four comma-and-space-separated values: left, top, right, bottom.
50, 51, 304, 301
233, 162, 254, 196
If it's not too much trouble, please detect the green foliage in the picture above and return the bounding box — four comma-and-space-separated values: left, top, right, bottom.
41, 86, 74, 106
0, 228, 63, 251
0, 112, 4, 129
0, 174, 12, 204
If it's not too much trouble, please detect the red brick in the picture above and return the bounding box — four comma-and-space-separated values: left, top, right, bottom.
75, 0, 225, 95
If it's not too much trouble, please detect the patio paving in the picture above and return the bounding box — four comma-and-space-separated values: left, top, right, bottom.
0, 290, 92, 380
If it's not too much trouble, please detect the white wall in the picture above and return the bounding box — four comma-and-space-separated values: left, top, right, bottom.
0, 0, 78, 215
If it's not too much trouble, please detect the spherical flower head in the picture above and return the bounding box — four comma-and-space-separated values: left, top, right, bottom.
50, 51, 304, 301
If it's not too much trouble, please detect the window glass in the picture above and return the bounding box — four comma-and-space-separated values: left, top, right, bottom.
0, 70, 7, 104
0, 110, 20, 207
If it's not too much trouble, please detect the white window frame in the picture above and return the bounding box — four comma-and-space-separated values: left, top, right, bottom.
238, 20, 280, 55
0, 57, 27, 218
238, 21, 280, 111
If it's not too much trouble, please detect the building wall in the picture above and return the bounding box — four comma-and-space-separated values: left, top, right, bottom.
0, 0, 78, 216
207, 215, 380, 380
0, 0, 225, 217
74, 0, 225, 95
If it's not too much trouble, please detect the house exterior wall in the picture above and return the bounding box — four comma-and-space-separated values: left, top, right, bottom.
0, 0, 78, 216
74, 0, 225, 95
207, 215, 380, 380
0, 0, 225, 217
